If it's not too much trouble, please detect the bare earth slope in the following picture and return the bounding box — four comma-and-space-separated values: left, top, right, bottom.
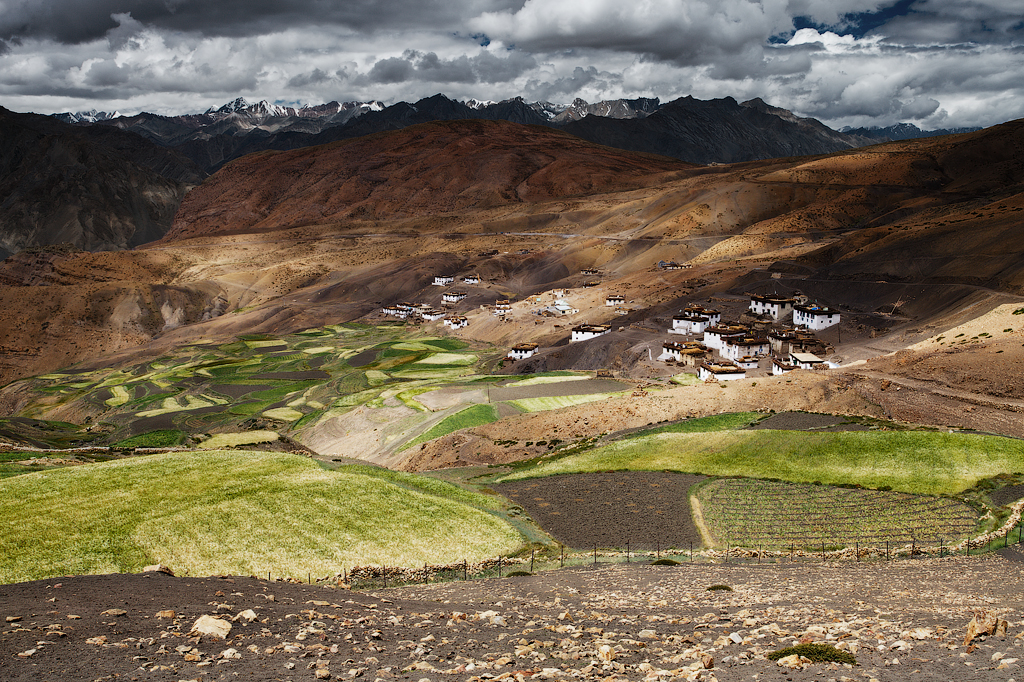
0, 119, 1023, 447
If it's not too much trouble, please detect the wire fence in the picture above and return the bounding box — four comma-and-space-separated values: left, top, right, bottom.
267, 520, 1024, 591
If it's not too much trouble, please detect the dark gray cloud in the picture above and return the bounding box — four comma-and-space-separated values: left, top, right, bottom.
0, 0, 1020, 130
0, 0, 527, 43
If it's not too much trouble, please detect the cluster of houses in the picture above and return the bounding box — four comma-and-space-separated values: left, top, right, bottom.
660, 293, 839, 382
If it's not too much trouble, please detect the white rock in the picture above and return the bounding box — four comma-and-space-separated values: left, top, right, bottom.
191, 615, 231, 639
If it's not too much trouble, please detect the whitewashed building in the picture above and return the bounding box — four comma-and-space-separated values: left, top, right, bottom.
605, 294, 625, 306
722, 337, 770, 361
507, 343, 539, 360
433, 275, 455, 286
494, 299, 512, 315
735, 356, 760, 370
420, 309, 446, 322
463, 275, 480, 284
790, 351, 826, 370
381, 304, 409, 318
794, 304, 840, 330
659, 341, 707, 365
772, 356, 797, 375
703, 325, 748, 351
441, 291, 467, 304
570, 324, 611, 343
443, 316, 468, 329
749, 294, 795, 320
698, 360, 746, 382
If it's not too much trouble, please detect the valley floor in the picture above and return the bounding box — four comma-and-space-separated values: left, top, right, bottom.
3, 552, 1024, 681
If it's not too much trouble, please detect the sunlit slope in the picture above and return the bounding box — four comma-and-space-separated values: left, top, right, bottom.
0, 450, 521, 584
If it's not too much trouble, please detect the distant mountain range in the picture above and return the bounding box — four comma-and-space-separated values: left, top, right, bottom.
841, 122, 982, 140
0, 93, 995, 257
53, 94, 886, 174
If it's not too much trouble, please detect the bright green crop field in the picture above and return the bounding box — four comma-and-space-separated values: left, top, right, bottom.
0, 451, 521, 584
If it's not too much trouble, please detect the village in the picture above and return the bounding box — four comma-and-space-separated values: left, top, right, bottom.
377, 264, 842, 383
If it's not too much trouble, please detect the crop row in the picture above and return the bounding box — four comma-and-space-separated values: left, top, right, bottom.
697, 478, 977, 548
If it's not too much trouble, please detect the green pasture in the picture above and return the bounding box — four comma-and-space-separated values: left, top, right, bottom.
498, 428, 1024, 495
0, 450, 522, 584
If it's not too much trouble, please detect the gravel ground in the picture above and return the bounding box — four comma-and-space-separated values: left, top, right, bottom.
4, 552, 1024, 682
494, 472, 706, 551
746, 412, 871, 432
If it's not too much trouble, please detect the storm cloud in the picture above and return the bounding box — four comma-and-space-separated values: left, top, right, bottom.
0, 0, 1021, 130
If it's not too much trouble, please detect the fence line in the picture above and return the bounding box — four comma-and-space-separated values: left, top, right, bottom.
258, 519, 1024, 590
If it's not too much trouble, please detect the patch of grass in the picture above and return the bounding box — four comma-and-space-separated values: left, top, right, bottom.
198, 431, 279, 449
112, 430, 186, 448
0, 451, 521, 583
671, 373, 701, 386
505, 374, 591, 387
262, 407, 304, 422
631, 412, 763, 437
508, 392, 629, 413
766, 643, 856, 665
650, 558, 679, 566
402, 404, 500, 450
497, 429, 1024, 494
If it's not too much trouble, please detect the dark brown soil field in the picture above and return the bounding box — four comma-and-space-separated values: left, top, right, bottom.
991, 483, 1024, 507
5, 552, 1024, 682
746, 411, 871, 431
494, 472, 706, 550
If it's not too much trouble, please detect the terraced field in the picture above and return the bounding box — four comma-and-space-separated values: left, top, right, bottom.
1, 324, 630, 462
696, 478, 977, 550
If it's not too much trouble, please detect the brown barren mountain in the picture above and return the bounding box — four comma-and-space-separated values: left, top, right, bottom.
165, 119, 695, 240
1, 118, 1023, 446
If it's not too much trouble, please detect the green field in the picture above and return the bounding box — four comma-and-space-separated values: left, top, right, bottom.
696, 478, 977, 549
497, 428, 1024, 495
0, 451, 521, 583
402, 404, 500, 450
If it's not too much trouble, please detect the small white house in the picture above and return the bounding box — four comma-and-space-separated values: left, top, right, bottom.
605, 294, 625, 306
703, 325, 748, 350
433, 275, 455, 286
381, 304, 408, 318
790, 351, 826, 370
463, 275, 480, 284
698, 360, 746, 382
420, 309, 446, 322
542, 299, 578, 316
443, 316, 468, 329
735, 355, 760, 370
722, 337, 770, 361
794, 304, 840, 330
749, 294, 795, 320
570, 324, 611, 343
442, 291, 467, 304
659, 341, 707, 365
772, 356, 797, 375
671, 313, 710, 335
494, 299, 512, 315
507, 343, 538, 360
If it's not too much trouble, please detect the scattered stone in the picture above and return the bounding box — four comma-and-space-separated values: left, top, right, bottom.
234, 609, 258, 623
156, 609, 176, 619
101, 609, 127, 617
191, 614, 232, 639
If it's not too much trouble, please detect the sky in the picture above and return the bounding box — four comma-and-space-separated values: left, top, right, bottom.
0, 0, 1021, 130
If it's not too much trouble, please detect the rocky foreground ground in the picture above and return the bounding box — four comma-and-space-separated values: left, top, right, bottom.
3, 550, 1024, 682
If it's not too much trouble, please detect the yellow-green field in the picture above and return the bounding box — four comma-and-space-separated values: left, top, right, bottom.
498, 429, 1024, 495
0, 451, 521, 584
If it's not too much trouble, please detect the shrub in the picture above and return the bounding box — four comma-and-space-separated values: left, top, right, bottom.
506, 570, 533, 577
650, 558, 679, 566
706, 584, 732, 591
766, 643, 856, 665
